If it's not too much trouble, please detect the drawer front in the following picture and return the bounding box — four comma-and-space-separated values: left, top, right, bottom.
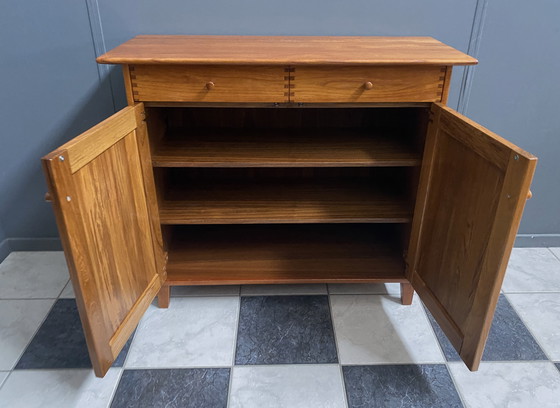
130, 65, 286, 103
291, 66, 446, 103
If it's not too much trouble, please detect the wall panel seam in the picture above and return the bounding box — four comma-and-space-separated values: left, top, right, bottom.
457, 0, 489, 114
85, 0, 116, 111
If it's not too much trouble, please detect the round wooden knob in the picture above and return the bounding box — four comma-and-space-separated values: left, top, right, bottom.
364, 81, 373, 90
206, 81, 215, 90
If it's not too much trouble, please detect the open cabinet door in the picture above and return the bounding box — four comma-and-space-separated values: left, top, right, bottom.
42, 104, 165, 377
407, 103, 536, 371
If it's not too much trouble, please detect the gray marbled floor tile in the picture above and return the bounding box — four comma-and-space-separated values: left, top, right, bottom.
15, 298, 133, 369
425, 294, 546, 361
343, 365, 462, 408
0, 252, 69, 298
449, 362, 560, 408
111, 368, 230, 408
126, 297, 238, 368
0, 299, 54, 370
507, 293, 560, 360
331, 295, 443, 364
236, 296, 338, 364
503, 248, 560, 292
230, 365, 346, 408
0, 368, 121, 408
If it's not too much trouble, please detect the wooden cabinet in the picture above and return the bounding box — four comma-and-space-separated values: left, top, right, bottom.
42, 36, 536, 377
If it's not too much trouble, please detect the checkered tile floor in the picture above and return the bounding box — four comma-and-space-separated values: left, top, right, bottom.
1, 249, 560, 407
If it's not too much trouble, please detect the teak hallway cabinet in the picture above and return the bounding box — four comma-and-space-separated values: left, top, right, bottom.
42, 36, 537, 378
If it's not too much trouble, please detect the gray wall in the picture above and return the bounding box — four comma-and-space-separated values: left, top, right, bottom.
0, 0, 558, 258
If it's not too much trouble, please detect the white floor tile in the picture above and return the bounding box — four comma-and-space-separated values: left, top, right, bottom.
126, 296, 239, 368
241, 284, 327, 296
0, 371, 9, 389
0, 252, 68, 298
230, 365, 346, 408
449, 362, 560, 408
502, 248, 560, 292
328, 283, 400, 296
171, 285, 240, 297
0, 368, 121, 408
331, 295, 443, 364
59, 280, 75, 298
0, 299, 54, 370
507, 293, 560, 360
549, 247, 560, 261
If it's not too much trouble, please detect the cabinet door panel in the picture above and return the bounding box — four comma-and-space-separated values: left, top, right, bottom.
42, 104, 165, 377
408, 103, 536, 370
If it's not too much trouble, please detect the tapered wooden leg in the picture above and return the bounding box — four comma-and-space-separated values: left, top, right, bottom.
157, 284, 170, 308
400, 282, 414, 305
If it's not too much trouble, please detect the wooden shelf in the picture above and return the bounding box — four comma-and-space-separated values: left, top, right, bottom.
152, 128, 421, 167
159, 179, 412, 224
166, 225, 407, 285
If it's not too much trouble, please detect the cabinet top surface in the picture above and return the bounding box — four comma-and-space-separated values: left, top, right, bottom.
96, 35, 477, 66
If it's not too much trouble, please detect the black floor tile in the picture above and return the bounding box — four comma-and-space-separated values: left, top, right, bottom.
235, 295, 338, 364
15, 298, 133, 369
111, 368, 230, 408
426, 294, 547, 361
343, 364, 462, 408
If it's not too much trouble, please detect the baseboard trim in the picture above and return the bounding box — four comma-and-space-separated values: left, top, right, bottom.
514, 234, 560, 248
0, 238, 63, 262
0, 239, 11, 264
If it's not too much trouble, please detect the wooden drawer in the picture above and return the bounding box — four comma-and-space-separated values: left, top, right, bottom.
129, 65, 286, 103
291, 66, 447, 103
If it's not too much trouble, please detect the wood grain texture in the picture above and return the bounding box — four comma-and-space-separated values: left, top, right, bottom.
122, 65, 135, 106
166, 225, 407, 285
133, 107, 167, 283
407, 103, 537, 371
55, 108, 137, 173
152, 128, 421, 168
97, 36, 478, 66
292, 66, 445, 103
42, 104, 163, 377
160, 179, 412, 224
157, 284, 170, 308
440, 66, 453, 105
400, 282, 414, 305
130, 65, 285, 103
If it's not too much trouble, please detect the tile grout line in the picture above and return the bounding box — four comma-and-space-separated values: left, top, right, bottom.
109, 300, 165, 406
56, 279, 70, 299
0, 371, 13, 393
547, 247, 560, 262
419, 299, 468, 407
327, 293, 350, 408
8, 297, 58, 372
105, 368, 124, 408
226, 295, 241, 408
7, 359, 557, 373
503, 292, 556, 363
